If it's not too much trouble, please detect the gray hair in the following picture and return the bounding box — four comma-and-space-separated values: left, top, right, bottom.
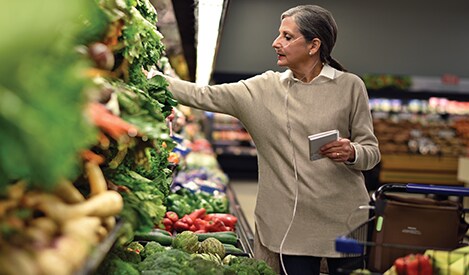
281, 5, 346, 71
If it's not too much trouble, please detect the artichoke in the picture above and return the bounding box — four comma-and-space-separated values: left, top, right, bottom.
198, 237, 225, 259
172, 231, 199, 253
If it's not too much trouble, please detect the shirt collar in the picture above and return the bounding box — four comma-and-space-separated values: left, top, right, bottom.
280, 64, 341, 85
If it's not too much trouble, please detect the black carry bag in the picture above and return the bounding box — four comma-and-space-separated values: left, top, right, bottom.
367, 184, 469, 273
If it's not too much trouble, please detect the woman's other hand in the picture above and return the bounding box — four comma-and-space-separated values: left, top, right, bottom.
320, 137, 355, 162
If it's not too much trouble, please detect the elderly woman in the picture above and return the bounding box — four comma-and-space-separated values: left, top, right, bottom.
160, 5, 380, 274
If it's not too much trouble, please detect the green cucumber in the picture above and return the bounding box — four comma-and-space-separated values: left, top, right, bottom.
134, 230, 173, 246
195, 232, 238, 245
151, 228, 172, 236
223, 243, 245, 254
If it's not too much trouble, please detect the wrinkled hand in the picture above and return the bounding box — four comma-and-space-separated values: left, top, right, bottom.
320, 137, 355, 162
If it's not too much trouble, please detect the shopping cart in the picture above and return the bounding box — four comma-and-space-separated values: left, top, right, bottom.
335, 183, 469, 274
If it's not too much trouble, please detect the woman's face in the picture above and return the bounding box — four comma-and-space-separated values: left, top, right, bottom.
272, 16, 312, 69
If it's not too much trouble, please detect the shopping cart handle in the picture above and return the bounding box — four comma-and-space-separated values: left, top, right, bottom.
335, 236, 364, 254
406, 183, 469, 196
373, 183, 469, 200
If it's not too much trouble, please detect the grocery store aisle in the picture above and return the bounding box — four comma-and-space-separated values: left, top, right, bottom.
229, 179, 258, 232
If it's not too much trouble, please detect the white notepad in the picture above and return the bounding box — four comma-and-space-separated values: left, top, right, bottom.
308, 129, 339, 161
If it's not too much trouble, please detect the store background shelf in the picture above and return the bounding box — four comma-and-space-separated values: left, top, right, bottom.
379, 154, 462, 186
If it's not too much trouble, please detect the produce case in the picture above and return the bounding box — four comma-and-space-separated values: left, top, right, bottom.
75, 220, 125, 275
1, 0, 274, 273
71, 180, 255, 274
226, 184, 255, 257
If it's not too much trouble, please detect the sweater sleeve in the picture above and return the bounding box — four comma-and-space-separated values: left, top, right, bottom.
346, 76, 381, 171
163, 73, 271, 118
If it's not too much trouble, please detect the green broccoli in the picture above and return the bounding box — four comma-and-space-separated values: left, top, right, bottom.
138, 249, 193, 274
141, 241, 166, 259
96, 252, 139, 275
188, 256, 224, 275
109, 245, 141, 264
138, 248, 226, 275
127, 241, 145, 253
223, 257, 276, 275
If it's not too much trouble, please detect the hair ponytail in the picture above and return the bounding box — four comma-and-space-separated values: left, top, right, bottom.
327, 56, 347, 72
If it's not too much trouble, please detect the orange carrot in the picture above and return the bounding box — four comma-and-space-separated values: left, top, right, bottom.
87, 103, 139, 140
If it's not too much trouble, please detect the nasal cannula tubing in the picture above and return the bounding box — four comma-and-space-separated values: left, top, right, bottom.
279, 56, 320, 275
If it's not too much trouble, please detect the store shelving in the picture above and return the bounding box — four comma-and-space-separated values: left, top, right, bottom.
207, 112, 256, 156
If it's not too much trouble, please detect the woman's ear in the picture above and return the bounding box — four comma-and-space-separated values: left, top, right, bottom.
309, 38, 321, 55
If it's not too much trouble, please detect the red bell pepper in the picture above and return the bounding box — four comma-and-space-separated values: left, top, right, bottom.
193, 218, 208, 232
394, 253, 432, 275
162, 218, 173, 232
205, 219, 227, 232
165, 211, 179, 223
189, 208, 207, 221
163, 217, 173, 227
173, 220, 190, 232
204, 213, 238, 228
180, 214, 194, 226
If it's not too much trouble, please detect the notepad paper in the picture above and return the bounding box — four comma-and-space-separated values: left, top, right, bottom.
308, 129, 339, 161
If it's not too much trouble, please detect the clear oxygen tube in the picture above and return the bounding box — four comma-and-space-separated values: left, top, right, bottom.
278, 48, 320, 275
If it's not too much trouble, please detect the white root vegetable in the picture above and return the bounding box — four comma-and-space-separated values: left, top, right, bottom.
102, 216, 116, 231
24, 226, 53, 248
53, 179, 85, 204
21, 192, 62, 208
0, 199, 18, 218
52, 235, 92, 270
7, 179, 27, 200
36, 249, 73, 275
0, 180, 26, 217
84, 162, 108, 196
0, 245, 39, 275
97, 225, 109, 241
29, 217, 58, 237
38, 190, 123, 223
62, 216, 102, 245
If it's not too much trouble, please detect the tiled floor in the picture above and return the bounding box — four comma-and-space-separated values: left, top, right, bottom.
229, 179, 258, 232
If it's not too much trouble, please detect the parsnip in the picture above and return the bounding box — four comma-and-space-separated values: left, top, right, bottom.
53, 179, 85, 203
0, 245, 39, 275
7, 179, 27, 200
62, 216, 102, 245
102, 216, 116, 231
0, 199, 17, 217
24, 226, 52, 248
29, 217, 58, 237
85, 162, 108, 196
38, 190, 123, 223
36, 249, 73, 275
21, 191, 62, 208
97, 225, 109, 241
53, 235, 92, 270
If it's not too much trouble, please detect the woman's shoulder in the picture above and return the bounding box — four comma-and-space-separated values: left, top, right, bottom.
242, 70, 285, 84
336, 70, 364, 83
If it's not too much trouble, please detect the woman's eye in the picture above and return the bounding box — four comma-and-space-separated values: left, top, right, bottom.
285, 35, 292, 41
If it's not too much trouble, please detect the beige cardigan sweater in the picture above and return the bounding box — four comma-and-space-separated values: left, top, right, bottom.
165, 65, 381, 257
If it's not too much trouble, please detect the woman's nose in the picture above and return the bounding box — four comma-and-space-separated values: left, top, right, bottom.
272, 36, 281, 48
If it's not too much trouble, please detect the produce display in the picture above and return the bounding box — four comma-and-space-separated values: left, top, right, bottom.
98, 230, 276, 274
1, 1, 276, 274
0, 0, 178, 273
362, 74, 412, 90
350, 246, 469, 274
371, 98, 469, 157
